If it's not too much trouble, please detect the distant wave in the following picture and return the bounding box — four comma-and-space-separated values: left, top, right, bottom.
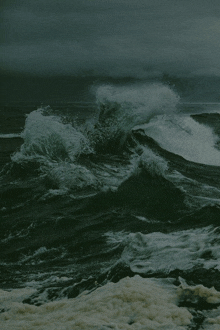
0, 133, 21, 138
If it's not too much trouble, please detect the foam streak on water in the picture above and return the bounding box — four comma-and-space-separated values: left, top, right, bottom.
106, 226, 220, 274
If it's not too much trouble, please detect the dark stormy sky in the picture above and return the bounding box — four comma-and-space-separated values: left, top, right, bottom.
1, 0, 220, 78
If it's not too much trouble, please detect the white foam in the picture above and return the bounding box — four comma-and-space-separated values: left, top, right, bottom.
106, 226, 220, 274
0, 287, 37, 310
39, 154, 137, 194
1, 274, 220, 329
139, 114, 220, 166
0, 275, 193, 330
135, 216, 161, 224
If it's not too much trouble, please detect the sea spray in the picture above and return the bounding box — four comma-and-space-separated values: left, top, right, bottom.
92, 83, 180, 151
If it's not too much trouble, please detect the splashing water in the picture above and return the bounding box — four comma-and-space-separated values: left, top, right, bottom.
96, 83, 179, 125
12, 109, 93, 164
92, 83, 180, 150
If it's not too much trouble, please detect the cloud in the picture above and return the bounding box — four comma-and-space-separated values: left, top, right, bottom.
1, 0, 220, 77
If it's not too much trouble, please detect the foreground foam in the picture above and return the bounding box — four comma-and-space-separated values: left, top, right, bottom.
203, 307, 220, 329
0, 287, 37, 310
0, 275, 192, 330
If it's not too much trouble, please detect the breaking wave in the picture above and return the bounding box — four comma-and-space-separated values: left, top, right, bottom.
3, 83, 220, 206
4, 84, 179, 193
137, 114, 220, 166
12, 108, 92, 164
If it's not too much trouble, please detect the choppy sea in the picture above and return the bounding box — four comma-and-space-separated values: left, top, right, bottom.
1, 83, 220, 329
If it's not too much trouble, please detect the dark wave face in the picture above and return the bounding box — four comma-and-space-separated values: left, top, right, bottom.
1, 83, 220, 329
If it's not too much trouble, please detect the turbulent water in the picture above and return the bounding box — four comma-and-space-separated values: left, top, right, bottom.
1, 83, 220, 329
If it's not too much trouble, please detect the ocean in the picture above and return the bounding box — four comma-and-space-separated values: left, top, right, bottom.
1, 82, 220, 329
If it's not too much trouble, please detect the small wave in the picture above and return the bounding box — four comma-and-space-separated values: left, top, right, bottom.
19, 246, 67, 265
129, 144, 220, 208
